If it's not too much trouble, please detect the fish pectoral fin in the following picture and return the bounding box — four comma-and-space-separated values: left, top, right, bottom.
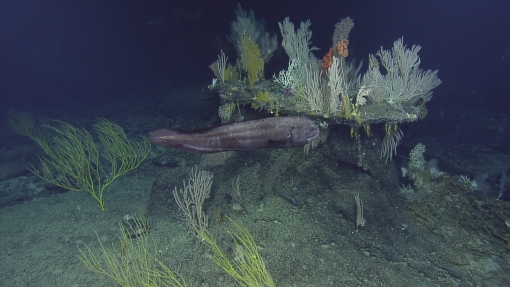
269, 137, 288, 142
268, 137, 291, 147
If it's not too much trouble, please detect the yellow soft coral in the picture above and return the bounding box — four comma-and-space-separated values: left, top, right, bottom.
224, 63, 240, 81
253, 90, 271, 103
240, 36, 264, 87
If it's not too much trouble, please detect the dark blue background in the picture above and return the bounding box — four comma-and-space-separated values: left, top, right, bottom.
1, 0, 509, 111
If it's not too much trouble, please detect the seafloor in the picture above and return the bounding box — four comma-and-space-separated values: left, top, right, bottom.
1, 83, 509, 286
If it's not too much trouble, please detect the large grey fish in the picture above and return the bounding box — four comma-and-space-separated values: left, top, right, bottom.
149, 116, 319, 154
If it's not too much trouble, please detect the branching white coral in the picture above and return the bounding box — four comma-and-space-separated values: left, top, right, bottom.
362, 37, 441, 112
